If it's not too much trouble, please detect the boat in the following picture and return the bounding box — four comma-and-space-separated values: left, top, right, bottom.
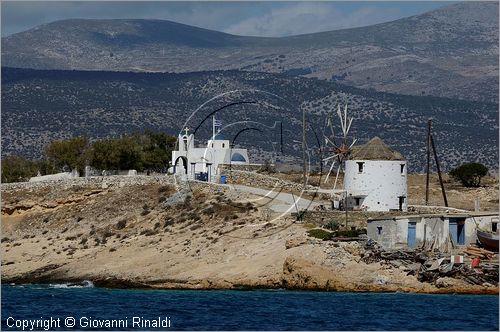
476, 229, 499, 252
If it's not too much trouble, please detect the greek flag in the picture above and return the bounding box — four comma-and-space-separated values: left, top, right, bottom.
214, 119, 222, 126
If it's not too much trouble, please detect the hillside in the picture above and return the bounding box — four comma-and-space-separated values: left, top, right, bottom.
1, 2, 498, 102
2, 68, 498, 172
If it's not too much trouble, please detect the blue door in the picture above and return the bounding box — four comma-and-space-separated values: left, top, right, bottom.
449, 220, 457, 244
449, 219, 465, 245
407, 222, 416, 248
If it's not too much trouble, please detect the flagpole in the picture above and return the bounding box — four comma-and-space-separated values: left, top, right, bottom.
212, 116, 215, 140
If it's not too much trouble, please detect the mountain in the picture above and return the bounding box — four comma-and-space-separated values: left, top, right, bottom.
2, 2, 498, 102
2, 67, 498, 172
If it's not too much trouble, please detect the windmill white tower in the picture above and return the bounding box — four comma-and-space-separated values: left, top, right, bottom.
322, 104, 357, 193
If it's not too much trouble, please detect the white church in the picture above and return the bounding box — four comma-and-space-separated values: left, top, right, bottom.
171, 117, 250, 182
343, 137, 408, 212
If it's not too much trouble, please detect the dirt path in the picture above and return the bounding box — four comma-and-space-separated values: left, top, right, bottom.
230, 184, 325, 213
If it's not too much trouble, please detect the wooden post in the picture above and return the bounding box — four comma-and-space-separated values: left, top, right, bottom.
280, 121, 283, 154
344, 191, 348, 229
425, 119, 431, 205
430, 134, 448, 207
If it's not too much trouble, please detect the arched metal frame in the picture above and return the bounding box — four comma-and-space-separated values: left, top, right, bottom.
173, 156, 188, 175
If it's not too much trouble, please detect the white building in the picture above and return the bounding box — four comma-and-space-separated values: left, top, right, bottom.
171, 117, 249, 182
367, 212, 499, 251
344, 137, 407, 212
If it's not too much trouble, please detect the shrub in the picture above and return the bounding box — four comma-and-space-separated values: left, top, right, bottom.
307, 229, 333, 241
164, 218, 174, 227
449, 163, 488, 187
323, 220, 340, 231
140, 229, 158, 236
158, 185, 170, 193
258, 159, 276, 173
116, 219, 127, 230
1, 155, 39, 183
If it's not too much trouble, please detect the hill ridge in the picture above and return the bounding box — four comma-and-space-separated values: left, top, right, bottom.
2, 2, 498, 102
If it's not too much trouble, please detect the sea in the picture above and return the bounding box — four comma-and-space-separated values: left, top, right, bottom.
1, 283, 498, 331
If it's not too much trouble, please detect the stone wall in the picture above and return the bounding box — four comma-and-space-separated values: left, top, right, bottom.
299, 210, 408, 229
219, 164, 264, 172
219, 169, 306, 192
29, 171, 79, 182
2, 175, 176, 192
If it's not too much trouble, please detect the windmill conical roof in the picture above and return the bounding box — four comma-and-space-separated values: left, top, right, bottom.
349, 137, 405, 161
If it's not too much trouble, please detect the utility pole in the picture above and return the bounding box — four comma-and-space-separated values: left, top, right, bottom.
425, 119, 448, 207
430, 135, 448, 207
425, 119, 431, 205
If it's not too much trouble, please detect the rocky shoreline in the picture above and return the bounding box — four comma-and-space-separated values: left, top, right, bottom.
2, 176, 498, 296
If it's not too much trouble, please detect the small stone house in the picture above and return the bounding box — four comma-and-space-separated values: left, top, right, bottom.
367, 212, 499, 251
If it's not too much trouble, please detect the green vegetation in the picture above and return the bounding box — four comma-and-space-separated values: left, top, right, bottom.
45, 137, 88, 173
323, 220, 340, 231
1, 155, 38, 183
306, 227, 366, 241
449, 162, 488, 187
1, 131, 176, 183
3, 68, 497, 173
307, 229, 334, 241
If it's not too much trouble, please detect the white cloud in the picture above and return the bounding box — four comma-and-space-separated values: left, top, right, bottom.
224, 3, 403, 37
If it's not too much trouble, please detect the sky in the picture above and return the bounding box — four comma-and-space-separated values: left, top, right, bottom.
1, 1, 455, 37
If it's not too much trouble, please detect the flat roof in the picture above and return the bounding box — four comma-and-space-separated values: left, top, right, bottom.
367, 211, 499, 222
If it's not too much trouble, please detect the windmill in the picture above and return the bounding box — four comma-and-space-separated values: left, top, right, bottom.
322, 104, 357, 192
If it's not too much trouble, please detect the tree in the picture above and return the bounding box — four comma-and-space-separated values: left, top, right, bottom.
449, 162, 488, 187
1, 155, 38, 183
89, 136, 144, 171
45, 137, 89, 173
140, 131, 177, 171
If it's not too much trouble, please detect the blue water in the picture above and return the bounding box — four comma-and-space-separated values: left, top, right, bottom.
1, 284, 498, 330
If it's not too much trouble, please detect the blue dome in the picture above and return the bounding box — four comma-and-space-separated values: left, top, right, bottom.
231, 152, 246, 162
213, 132, 225, 140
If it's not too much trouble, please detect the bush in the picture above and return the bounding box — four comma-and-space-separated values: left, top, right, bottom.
116, 219, 127, 230
449, 162, 488, 187
258, 159, 276, 173
307, 229, 333, 241
323, 220, 340, 231
1, 155, 39, 183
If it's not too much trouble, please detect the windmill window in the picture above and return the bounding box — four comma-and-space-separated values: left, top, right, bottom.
493, 223, 498, 232
399, 196, 406, 211
377, 226, 383, 235
400, 164, 405, 174
354, 198, 361, 206
212, 143, 214, 148
357, 162, 364, 173
222, 143, 225, 148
